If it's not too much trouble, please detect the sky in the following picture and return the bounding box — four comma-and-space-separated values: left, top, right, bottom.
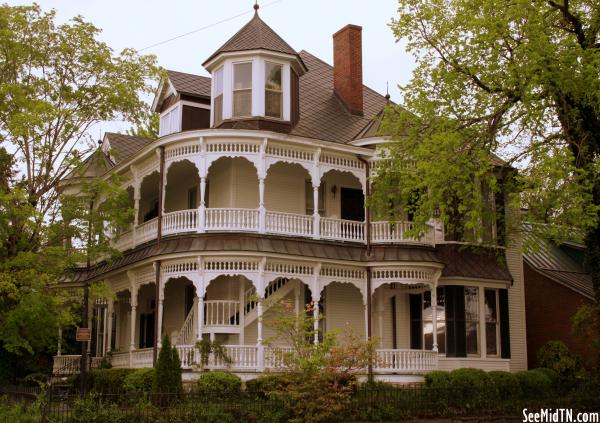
7, 0, 416, 134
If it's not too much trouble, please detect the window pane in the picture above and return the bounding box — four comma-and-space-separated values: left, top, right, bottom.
265, 62, 282, 90
486, 322, 498, 355
485, 289, 497, 322
233, 90, 252, 117
214, 95, 223, 125
234, 62, 252, 90
423, 288, 446, 353
214, 67, 224, 96
464, 287, 479, 355
265, 90, 282, 118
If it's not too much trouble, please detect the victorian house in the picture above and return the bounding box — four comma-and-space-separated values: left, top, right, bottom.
55, 7, 527, 382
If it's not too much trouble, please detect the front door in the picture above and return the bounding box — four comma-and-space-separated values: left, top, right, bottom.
340, 187, 365, 221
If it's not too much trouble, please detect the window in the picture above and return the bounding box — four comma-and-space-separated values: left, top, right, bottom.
233, 62, 252, 117
158, 104, 180, 136
305, 180, 325, 215
213, 67, 224, 125
485, 288, 500, 356
265, 62, 282, 118
464, 287, 480, 355
423, 288, 446, 353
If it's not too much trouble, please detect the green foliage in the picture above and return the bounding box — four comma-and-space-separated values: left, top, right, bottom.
448, 368, 493, 407
0, 397, 41, 423
488, 371, 522, 400
424, 370, 451, 388
245, 373, 294, 398
128, 113, 159, 139
72, 368, 135, 393
196, 372, 242, 396
195, 339, 232, 372
123, 368, 155, 393
516, 370, 553, 399
537, 341, 585, 382
152, 335, 182, 394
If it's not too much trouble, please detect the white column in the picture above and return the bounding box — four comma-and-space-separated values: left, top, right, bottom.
239, 278, 245, 345
198, 176, 206, 233
431, 286, 438, 352
364, 302, 369, 342
257, 301, 264, 371
106, 299, 114, 353
313, 185, 320, 239
133, 190, 140, 246
258, 177, 266, 233
157, 297, 164, 348
196, 295, 204, 342
129, 288, 138, 368
313, 299, 319, 344
57, 328, 62, 356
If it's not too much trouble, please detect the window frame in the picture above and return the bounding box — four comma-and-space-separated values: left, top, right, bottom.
422, 287, 446, 354
265, 61, 283, 119
232, 61, 253, 118
464, 286, 480, 356
213, 66, 224, 126
484, 288, 501, 357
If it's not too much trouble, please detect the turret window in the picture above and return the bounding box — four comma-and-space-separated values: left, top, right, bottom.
265, 62, 282, 118
233, 62, 252, 117
214, 67, 224, 125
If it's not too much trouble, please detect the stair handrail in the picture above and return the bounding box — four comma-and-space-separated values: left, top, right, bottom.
178, 300, 196, 345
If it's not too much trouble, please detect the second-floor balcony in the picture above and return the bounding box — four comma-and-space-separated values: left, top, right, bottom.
109, 139, 443, 252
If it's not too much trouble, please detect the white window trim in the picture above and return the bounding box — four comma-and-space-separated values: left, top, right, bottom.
265, 61, 284, 120
232, 60, 254, 118
159, 101, 182, 137
211, 66, 224, 126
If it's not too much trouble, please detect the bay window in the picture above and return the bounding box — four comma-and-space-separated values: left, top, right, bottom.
465, 286, 480, 355
233, 62, 252, 117
485, 288, 500, 356
265, 62, 283, 118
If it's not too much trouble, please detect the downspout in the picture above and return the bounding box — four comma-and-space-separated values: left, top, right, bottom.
358, 155, 373, 382
154, 146, 165, 366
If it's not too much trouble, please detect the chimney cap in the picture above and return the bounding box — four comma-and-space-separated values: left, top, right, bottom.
332, 24, 363, 39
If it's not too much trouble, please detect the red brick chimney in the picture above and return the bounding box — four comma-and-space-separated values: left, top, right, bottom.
333, 24, 363, 116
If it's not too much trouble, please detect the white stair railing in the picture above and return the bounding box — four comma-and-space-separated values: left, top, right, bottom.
163, 209, 197, 235
178, 301, 196, 345
204, 300, 241, 326
320, 218, 365, 242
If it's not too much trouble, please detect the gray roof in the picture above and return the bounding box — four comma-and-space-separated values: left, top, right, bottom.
523, 226, 594, 300
166, 70, 211, 99
104, 132, 153, 165
203, 12, 303, 67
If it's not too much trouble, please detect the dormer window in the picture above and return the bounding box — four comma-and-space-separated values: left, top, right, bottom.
214, 67, 224, 126
233, 62, 252, 117
265, 62, 282, 119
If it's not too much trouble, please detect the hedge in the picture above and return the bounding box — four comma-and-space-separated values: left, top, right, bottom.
196, 372, 242, 396
70, 368, 136, 393
123, 368, 155, 393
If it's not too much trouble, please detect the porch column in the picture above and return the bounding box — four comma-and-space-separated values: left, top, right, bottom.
57, 328, 62, 356
431, 286, 438, 352
129, 288, 138, 368
313, 298, 319, 344
239, 279, 245, 345
196, 295, 204, 341
198, 176, 206, 233
133, 188, 140, 246
106, 299, 114, 353
312, 185, 320, 239
156, 296, 164, 349
257, 301, 264, 371
258, 177, 266, 233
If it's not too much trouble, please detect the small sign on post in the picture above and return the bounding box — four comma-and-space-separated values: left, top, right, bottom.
75, 327, 91, 342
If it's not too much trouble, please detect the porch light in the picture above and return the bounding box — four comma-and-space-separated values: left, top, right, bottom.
331, 184, 338, 199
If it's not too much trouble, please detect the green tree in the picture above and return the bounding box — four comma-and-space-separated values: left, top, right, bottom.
372, 0, 600, 289
153, 335, 182, 395
128, 113, 159, 139
0, 4, 159, 250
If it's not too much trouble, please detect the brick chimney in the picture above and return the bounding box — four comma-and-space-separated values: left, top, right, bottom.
333, 24, 363, 116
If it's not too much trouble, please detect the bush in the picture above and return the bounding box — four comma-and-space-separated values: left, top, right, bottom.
196, 371, 242, 396
0, 397, 41, 423
448, 368, 493, 408
488, 371, 522, 400
152, 335, 182, 395
424, 371, 451, 388
246, 373, 294, 398
516, 370, 553, 399
536, 341, 584, 381
123, 368, 155, 393
70, 368, 135, 393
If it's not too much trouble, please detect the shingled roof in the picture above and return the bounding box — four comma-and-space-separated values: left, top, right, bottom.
166, 70, 211, 99
104, 132, 153, 165
203, 12, 304, 68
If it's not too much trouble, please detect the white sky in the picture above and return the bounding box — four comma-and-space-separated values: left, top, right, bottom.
8, 0, 415, 134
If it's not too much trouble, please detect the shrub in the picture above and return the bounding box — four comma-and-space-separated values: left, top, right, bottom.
536, 341, 584, 381
488, 371, 522, 400
530, 367, 560, 386
196, 372, 242, 396
424, 371, 451, 388
0, 397, 41, 423
448, 368, 493, 408
152, 335, 182, 395
123, 368, 155, 393
70, 368, 135, 393
516, 370, 552, 399
246, 373, 294, 398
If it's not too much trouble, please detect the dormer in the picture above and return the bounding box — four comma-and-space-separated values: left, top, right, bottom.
202, 6, 307, 130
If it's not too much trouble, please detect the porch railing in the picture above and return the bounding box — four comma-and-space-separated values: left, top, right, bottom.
320, 217, 365, 242
374, 349, 438, 373
112, 209, 438, 252
163, 209, 197, 235
204, 300, 241, 327
130, 348, 153, 368
205, 208, 259, 232
111, 352, 129, 368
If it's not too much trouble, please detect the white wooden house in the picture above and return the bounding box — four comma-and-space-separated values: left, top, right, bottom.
55, 8, 527, 381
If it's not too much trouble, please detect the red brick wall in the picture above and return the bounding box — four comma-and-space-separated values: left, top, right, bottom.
333, 24, 363, 116
524, 262, 597, 368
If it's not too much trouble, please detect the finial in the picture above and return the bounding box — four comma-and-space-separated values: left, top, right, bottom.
254, 1, 259, 12
385, 81, 390, 103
